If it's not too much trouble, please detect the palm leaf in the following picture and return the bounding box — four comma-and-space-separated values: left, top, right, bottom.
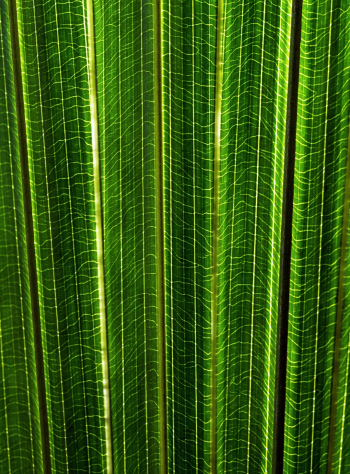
284, 1, 350, 472
331, 123, 350, 474
15, 0, 107, 470
332, 194, 350, 473
94, 0, 161, 471
162, 0, 216, 472
1, 0, 350, 472
216, 0, 291, 471
0, 4, 42, 471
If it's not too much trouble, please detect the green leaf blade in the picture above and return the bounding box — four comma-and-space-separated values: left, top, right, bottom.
333, 201, 350, 473
285, 1, 350, 471
16, 0, 107, 470
216, 0, 291, 472
95, 0, 161, 471
162, 0, 216, 472
0, 4, 43, 471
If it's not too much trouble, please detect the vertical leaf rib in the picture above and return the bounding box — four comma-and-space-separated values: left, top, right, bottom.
16, 0, 109, 469
153, 0, 168, 471
211, 0, 224, 471
86, 0, 113, 471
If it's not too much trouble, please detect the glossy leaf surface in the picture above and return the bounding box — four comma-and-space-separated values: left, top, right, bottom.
0, 0, 350, 473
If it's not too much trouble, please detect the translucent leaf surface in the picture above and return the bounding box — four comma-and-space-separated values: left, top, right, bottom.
0, 3, 42, 471
16, 0, 107, 470
0, 0, 350, 472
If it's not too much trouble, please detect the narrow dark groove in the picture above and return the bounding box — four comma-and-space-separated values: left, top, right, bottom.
7, 1, 51, 472
326, 118, 350, 474
153, 0, 168, 472
210, 0, 224, 472
272, 0, 303, 472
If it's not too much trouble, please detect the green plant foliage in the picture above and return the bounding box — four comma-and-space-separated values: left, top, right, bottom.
284, 1, 350, 472
0, 0, 350, 472
162, 0, 216, 472
15, 0, 107, 470
216, 1, 291, 471
0, 4, 42, 471
333, 203, 350, 474
94, 0, 161, 471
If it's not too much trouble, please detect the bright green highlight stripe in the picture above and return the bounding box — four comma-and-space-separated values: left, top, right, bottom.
85, 0, 113, 471
153, 0, 168, 471
211, 0, 224, 469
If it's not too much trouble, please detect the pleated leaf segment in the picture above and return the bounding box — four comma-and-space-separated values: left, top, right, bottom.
332, 181, 350, 474
216, 0, 292, 472
15, 0, 108, 470
0, 2, 42, 471
94, 0, 161, 472
284, 1, 350, 472
331, 120, 350, 474
162, 0, 216, 472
